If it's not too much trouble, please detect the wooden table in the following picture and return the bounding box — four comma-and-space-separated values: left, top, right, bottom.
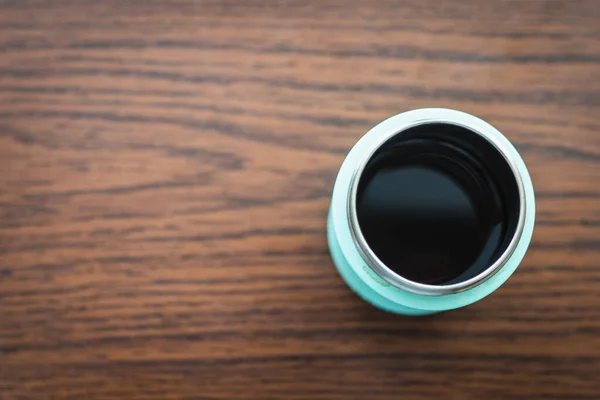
1, 1, 599, 399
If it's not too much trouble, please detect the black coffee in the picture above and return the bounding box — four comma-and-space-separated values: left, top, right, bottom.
356, 123, 520, 285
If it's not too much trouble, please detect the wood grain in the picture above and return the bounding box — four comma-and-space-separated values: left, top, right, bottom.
1, 1, 599, 399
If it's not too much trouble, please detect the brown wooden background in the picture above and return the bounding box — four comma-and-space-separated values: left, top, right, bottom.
1, 1, 599, 399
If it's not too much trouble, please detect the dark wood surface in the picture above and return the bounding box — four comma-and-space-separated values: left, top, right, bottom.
1, 1, 600, 399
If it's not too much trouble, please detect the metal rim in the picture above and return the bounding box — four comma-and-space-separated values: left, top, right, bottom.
347, 115, 527, 296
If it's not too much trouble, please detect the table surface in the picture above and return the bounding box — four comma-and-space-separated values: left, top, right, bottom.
1, 1, 599, 399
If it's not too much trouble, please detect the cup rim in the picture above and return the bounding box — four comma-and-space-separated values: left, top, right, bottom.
346, 111, 528, 296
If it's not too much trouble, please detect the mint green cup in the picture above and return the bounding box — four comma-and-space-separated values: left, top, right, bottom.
327, 108, 535, 315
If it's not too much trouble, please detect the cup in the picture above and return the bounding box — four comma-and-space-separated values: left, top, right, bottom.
327, 108, 535, 315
